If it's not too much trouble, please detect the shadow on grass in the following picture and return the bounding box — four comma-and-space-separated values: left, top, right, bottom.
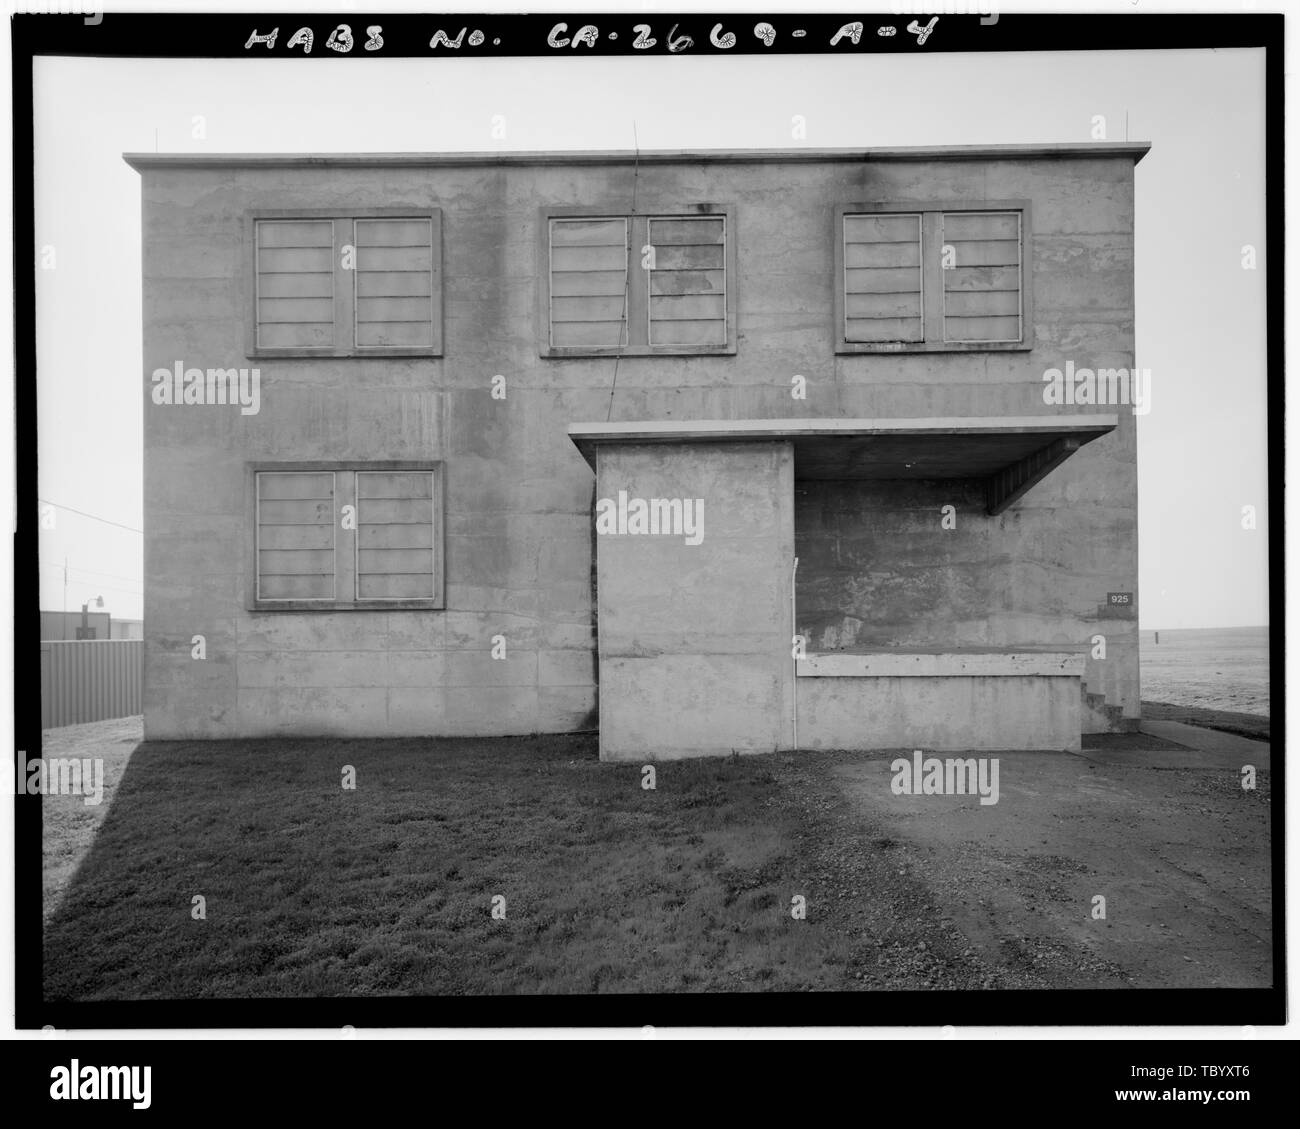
43, 735, 863, 1000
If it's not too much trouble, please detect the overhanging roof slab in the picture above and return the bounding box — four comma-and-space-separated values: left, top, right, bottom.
567, 416, 1119, 515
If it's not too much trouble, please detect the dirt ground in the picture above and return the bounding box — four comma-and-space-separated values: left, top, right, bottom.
824, 739, 1272, 989
40, 715, 141, 923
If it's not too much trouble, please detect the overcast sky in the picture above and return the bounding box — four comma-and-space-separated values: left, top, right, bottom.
33, 44, 1267, 629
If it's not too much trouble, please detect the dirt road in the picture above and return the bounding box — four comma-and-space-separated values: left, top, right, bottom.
822, 736, 1272, 989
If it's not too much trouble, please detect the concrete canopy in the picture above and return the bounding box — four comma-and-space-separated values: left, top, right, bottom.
568, 416, 1118, 514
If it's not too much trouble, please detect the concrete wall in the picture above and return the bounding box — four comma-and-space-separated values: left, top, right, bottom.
595, 442, 794, 760
794, 472, 1137, 725
797, 479, 995, 649
798, 674, 1083, 753
135, 149, 1140, 739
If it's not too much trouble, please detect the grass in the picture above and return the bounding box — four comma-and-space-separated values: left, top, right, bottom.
44, 722, 1272, 999
1141, 700, 1271, 743
44, 733, 938, 999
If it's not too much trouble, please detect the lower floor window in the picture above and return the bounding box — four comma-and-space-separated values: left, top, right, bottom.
249, 461, 444, 610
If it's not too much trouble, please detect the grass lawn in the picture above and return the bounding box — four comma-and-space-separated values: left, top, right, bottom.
44, 729, 981, 998
1140, 700, 1271, 743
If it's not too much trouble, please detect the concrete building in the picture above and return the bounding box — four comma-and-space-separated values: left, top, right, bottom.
126, 143, 1146, 757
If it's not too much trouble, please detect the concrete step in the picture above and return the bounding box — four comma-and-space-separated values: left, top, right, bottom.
1082, 684, 1139, 734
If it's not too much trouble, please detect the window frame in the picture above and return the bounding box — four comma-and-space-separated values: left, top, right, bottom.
246, 460, 445, 612
833, 200, 1033, 354
538, 204, 737, 358
245, 207, 443, 359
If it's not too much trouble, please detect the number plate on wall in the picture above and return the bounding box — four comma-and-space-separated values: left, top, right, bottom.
1099, 591, 1136, 618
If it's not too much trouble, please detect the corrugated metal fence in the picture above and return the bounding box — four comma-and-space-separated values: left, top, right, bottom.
40, 640, 143, 729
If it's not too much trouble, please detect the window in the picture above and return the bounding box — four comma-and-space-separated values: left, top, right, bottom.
248, 210, 442, 357
836, 204, 1029, 352
255, 469, 337, 602
842, 212, 924, 345
541, 208, 735, 356
249, 462, 444, 610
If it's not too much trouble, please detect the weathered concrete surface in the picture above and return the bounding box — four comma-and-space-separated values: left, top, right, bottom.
798, 650, 1085, 677
595, 442, 794, 760
132, 148, 1141, 739
795, 474, 1138, 730
798, 675, 1083, 752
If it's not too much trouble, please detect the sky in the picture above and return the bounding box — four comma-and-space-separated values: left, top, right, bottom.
31, 43, 1268, 629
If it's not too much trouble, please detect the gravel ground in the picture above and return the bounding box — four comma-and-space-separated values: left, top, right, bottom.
809, 745, 1272, 990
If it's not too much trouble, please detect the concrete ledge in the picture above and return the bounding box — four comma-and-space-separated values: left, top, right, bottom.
567, 416, 1118, 485
799, 675, 1082, 752
798, 651, 1087, 678
570, 414, 1117, 446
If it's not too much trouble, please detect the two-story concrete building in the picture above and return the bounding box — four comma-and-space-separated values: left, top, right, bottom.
126, 143, 1147, 758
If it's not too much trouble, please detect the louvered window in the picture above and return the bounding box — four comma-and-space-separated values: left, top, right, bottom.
251, 211, 441, 356
940, 211, 1022, 343
843, 212, 923, 344
250, 464, 443, 610
837, 205, 1027, 352
543, 209, 734, 356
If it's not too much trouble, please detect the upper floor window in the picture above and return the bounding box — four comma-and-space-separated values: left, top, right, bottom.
248, 210, 442, 357
835, 204, 1029, 353
541, 208, 736, 357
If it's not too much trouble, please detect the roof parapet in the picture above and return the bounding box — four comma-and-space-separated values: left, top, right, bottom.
123, 142, 1152, 172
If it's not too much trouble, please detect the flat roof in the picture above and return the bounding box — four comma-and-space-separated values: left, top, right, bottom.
568, 415, 1120, 513
123, 142, 1150, 171
569, 415, 1116, 457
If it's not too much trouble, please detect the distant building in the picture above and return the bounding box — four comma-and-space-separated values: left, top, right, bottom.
41, 609, 111, 641
126, 143, 1146, 756
40, 610, 142, 640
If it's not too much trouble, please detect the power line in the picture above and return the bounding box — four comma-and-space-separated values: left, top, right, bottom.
39, 567, 144, 600
38, 498, 142, 535
64, 564, 144, 586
